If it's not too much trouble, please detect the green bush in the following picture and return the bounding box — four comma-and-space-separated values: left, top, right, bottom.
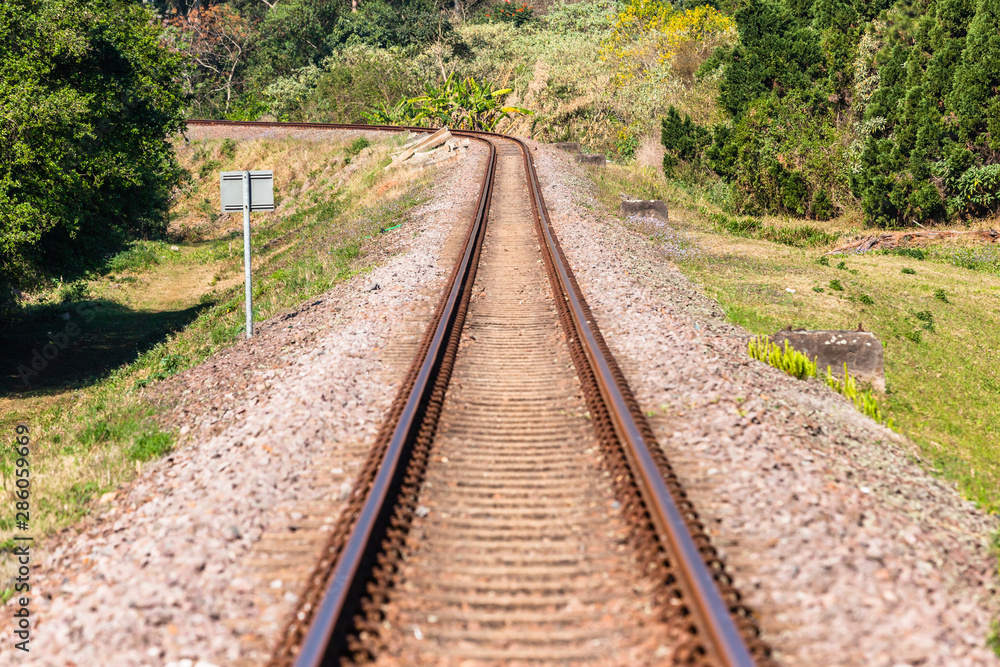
884, 248, 926, 260
823, 363, 889, 425
268, 46, 420, 123
717, 0, 825, 119
661, 106, 710, 176
327, 0, 455, 49
220, 138, 238, 159
105, 241, 161, 273
58, 282, 91, 303
710, 212, 839, 247
0, 0, 185, 309
366, 74, 531, 131
713, 92, 849, 218
198, 159, 223, 180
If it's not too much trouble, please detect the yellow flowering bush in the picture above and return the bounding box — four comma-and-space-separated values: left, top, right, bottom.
602, 2, 735, 86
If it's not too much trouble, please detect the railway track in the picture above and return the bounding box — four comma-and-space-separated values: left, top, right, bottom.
188, 120, 772, 666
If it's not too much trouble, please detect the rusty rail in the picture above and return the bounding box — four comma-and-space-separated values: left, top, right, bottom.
186, 120, 768, 666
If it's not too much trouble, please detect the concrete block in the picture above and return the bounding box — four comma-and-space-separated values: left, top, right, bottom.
553, 142, 581, 153
390, 128, 452, 168
620, 199, 668, 223
771, 330, 885, 391
575, 153, 605, 166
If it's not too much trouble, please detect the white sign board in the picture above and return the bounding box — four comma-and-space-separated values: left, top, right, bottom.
220, 170, 274, 212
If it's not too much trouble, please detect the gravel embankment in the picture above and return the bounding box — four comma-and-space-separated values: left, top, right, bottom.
0, 136, 487, 667
528, 141, 1000, 666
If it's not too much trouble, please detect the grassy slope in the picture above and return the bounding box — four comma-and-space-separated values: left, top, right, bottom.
589, 164, 1000, 513
0, 132, 427, 575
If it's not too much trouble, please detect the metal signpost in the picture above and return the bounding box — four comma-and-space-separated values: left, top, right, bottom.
221, 170, 274, 338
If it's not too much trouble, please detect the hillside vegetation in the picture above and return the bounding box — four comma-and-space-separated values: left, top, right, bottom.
12, 0, 1000, 313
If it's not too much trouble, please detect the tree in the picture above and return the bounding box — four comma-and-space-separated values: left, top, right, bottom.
0, 0, 185, 308
165, 4, 257, 115
947, 0, 1000, 148
248, 0, 342, 82
718, 0, 825, 117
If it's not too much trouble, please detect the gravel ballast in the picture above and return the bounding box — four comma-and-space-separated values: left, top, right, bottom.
527, 140, 1000, 666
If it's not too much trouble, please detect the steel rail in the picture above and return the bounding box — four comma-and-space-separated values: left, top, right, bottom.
294, 142, 495, 667
511, 136, 758, 666
185, 119, 763, 666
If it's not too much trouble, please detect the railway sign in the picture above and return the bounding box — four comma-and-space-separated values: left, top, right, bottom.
220, 170, 274, 339
220, 170, 274, 212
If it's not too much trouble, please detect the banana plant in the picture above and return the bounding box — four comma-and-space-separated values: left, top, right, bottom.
367, 75, 532, 132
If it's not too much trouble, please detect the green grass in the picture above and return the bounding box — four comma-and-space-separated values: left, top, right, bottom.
589, 161, 1000, 513
104, 240, 169, 273
708, 211, 841, 248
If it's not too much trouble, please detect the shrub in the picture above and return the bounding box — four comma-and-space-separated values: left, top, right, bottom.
901, 267, 916, 274
485, 1, 535, 28
717, 0, 825, 118
661, 105, 710, 176
746, 338, 891, 426
128, 430, 173, 462
198, 159, 222, 180
823, 363, 889, 425
859, 294, 875, 305
602, 0, 735, 90
712, 91, 850, 218
347, 137, 370, 159
829, 279, 843, 291
105, 242, 161, 273
934, 287, 949, 303
887, 248, 926, 260
0, 0, 185, 308
709, 212, 838, 247
269, 46, 420, 123
220, 138, 238, 159
59, 282, 91, 304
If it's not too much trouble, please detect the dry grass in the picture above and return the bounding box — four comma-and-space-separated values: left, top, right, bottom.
635, 134, 665, 170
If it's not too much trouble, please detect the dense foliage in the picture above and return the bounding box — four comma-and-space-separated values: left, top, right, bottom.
166, 0, 459, 119
660, 0, 1000, 227
0, 0, 185, 307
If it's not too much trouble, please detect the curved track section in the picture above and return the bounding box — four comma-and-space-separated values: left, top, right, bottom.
186, 120, 770, 666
